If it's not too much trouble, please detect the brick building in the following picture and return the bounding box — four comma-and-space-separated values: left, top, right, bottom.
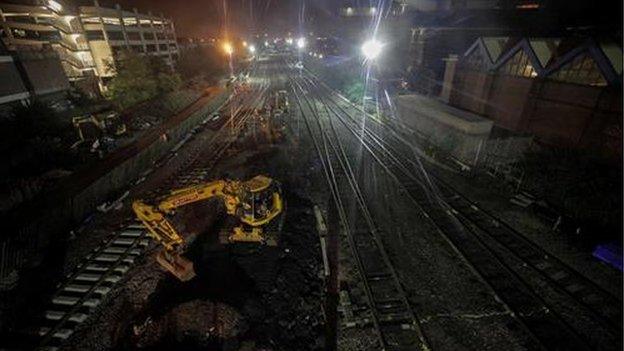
445, 36, 622, 160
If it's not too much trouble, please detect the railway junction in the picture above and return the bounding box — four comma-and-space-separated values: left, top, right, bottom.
0, 54, 621, 351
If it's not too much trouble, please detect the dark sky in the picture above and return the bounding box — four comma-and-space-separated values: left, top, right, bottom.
106, 0, 341, 38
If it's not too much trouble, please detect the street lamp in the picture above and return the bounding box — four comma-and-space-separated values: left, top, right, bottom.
249, 45, 256, 54
296, 37, 306, 49
361, 39, 382, 60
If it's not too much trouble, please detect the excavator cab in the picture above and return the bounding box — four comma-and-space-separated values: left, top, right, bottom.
231, 176, 283, 244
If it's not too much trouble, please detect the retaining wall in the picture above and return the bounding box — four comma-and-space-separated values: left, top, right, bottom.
0, 88, 229, 291
395, 94, 493, 166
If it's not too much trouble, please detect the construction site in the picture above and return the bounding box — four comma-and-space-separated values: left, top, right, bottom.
0, 51, 618, 351
0, 0, 622, 345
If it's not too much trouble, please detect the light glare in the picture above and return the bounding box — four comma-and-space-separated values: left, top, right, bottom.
223, 42, 233, 55
361, 39, 382, 60
297, 37, 306, 49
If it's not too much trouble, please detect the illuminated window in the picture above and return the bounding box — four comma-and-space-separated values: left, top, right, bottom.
81, 17, 100, 24
549, 54, 607, 86
101, 17, 121, 26
47, 0, 62, 12
123, 18, 137, 26
499, 49, 537, 78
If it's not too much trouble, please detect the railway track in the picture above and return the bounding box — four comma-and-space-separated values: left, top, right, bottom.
290, 69, 430, 350
35, 222, 150, 350
31, 64, 273, 350
296, 68, 621, 350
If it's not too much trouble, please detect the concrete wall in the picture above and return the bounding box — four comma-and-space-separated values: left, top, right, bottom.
69, 93, 226, 221
88, 40, 114, 77
395, 94, 493, 165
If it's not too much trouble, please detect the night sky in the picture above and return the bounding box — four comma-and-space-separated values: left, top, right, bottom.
99, 0, 342, 38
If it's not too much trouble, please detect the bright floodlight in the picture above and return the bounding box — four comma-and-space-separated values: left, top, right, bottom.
242, 41, 248, 47
286, 38, 293, 45
249, 45, 256, 53
223, 42, 233, 55
361, 39, 382, 60
296, 37, 306, 49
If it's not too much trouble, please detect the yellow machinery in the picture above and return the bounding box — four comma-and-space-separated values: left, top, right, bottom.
132, 175, 283, 281
72, 112, 127, 143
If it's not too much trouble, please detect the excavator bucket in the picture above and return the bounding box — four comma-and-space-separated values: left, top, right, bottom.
155, 250, 196, 281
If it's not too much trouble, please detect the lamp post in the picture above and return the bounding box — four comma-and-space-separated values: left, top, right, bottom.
361, 38, 384, 120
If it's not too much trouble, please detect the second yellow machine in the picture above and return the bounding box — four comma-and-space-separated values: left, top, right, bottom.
132, 175, 284, 281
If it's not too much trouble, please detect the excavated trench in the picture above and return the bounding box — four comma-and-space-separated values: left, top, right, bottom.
108, 189, 324, 351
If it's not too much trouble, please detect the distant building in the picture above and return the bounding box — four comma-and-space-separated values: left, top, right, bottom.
445, 36, 622, 160
0, 0, 179, 92
0, 39, 70, 111
405, 0, 621, 95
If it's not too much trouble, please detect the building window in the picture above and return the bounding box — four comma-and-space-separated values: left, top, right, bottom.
81, 16, 100, 24
123, 18, 138, 26
131, 45, 144, 53
127, 32, 141, 41
6, 15, 36, 24
86, 30, 104, 40
111, 46, 124, 57
107, 31, 125, 41
146, 44, 156, 52
549, 53, 607, 86
101, 17, 121, 26
142, 32, 154, 40
159, 44, 167, 51
498, 49, 537, 78
462, 49, 486, 71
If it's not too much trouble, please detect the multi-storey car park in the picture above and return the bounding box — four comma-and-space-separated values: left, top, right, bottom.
0, 0, 179, 92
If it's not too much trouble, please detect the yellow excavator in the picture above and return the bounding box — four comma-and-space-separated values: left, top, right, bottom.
132, 175, 283, 281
